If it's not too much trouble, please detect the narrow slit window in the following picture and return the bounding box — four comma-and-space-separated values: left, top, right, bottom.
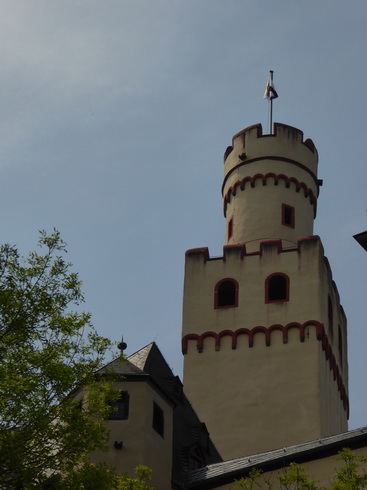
152, 402, 164, 437
328, 296, 333, 338
282, 204, 295, 228
227, 217, 234, 241
214, 279, 239, 309
265, 274, 289, 303
338, 325, 343, 365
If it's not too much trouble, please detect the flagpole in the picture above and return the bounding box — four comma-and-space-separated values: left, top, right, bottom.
264, 69, 278, 134
269, 70, 274, 134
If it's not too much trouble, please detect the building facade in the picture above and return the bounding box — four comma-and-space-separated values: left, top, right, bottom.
182, 123, 348, 459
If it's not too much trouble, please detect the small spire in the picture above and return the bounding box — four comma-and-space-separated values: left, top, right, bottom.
118, 335, 127, 355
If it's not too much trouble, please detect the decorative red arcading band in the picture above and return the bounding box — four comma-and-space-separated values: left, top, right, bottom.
181, 321, 349, 416
223, 173, 317, 218
222, 156, 319, 193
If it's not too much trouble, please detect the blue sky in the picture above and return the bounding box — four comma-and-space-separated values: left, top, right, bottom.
0, 1, 366, 430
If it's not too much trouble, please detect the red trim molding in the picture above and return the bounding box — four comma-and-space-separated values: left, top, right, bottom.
222, 173, 317, 218
222, 157, 319, 193
182, 320, 349, 416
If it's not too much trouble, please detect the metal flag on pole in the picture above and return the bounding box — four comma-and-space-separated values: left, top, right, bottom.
263, 70, 278, 134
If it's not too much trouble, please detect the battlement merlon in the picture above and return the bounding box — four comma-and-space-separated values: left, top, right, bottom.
185, 236, 324, 263
223, 123, 319, 178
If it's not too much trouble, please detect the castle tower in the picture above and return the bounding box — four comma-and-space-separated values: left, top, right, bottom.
181, 123, 348, 460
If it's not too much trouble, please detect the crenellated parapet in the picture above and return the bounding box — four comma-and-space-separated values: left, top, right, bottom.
224, 123, 318, 177
186, 235, 323, 261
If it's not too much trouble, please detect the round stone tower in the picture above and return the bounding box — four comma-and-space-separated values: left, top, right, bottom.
223, 123, 320, 252
182, 123, 348, 460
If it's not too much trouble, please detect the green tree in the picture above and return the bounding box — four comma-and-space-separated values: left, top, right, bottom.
61, 463, 154, 489
235, 449, 367, 490
330, 448, 367, 489
0, 230, 123, 488
235, 464, 317, 489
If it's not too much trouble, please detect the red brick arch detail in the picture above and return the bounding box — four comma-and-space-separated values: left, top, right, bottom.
223, 173, 317, 217
269, 323, 289, 343
181, 320, 349, 416
218, 329, 236, 349
182, 321, 324, 353
198, 331, 218, 353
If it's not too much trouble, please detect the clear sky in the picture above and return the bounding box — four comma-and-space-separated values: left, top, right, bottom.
0, 1, 366, 430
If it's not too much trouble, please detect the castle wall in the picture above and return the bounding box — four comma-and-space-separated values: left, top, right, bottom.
182, 237, 348, 459
183, 327, 322, 458
182, 122, 348, 462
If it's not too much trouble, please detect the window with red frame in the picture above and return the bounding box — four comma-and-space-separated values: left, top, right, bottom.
214, 279, 239, 309
282, 204, 295, 228
265, 273, 289, 303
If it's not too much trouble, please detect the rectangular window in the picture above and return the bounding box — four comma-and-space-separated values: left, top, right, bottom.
227, 217, 234, 241
108, 391, 129, 420
282, 204, 295, 228
152, 402, 164, 437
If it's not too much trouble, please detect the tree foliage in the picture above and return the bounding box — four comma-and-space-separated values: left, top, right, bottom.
235, 448, 367, 489
59, 463, 154, 489
0, 231, 131, 488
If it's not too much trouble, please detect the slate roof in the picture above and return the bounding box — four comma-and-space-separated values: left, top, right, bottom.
185, 426, 367, 489
99, 356, 148, 377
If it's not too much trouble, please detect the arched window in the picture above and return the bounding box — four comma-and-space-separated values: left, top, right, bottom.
214, 278, 239, 309
265, 273, 289, 303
